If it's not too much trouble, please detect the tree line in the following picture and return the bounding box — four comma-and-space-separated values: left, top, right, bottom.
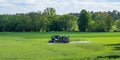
0, 7, 120, 32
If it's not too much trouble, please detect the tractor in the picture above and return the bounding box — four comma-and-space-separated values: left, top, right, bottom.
48, 35, 69, 43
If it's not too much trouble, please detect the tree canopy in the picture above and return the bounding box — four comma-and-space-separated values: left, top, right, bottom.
78, 10, 92, 32
0, 7, 119, 32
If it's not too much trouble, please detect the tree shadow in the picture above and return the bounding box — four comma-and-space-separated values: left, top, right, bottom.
105, 44, 120, 50
96, 55, 120, 59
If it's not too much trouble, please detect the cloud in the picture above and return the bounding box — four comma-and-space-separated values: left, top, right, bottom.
0, 0, 120, 14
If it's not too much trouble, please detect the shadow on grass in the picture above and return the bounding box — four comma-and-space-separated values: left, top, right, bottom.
105, 44, 120, 50
96, 55, 120, 59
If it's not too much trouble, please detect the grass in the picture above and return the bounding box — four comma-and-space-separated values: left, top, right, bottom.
0, 32, 120, 60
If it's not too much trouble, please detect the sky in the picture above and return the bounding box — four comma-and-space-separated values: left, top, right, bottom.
0, 0, 120, 14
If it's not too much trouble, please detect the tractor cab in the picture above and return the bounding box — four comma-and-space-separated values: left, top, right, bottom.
48, 35, 69, 43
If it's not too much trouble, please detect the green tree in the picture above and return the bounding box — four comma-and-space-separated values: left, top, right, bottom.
15, 14, 31, 32
116, 20, 120, 31
60, 14, 78, 31
49, 15, 62, 31
41, 7, 57, 32
43, 7, 56, 16
27, 12, 40, 31
78, 10, 92, 32
105, 16, 114, 31
49, 14, 78, 31
93, 20, 106, 32
91, 12, 111, 32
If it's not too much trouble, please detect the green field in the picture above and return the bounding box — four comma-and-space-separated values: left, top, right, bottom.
0, 32, 120, 60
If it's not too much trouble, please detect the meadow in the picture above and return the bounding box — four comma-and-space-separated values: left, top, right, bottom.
0, 32, 120, 60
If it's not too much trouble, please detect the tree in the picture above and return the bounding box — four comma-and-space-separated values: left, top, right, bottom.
93, 20, 106, 32
14, 14, 31, 32
69, 13, 79, 18
105, 16, 114, 31
49, 15, 62, 31
0, 7, 118, 32
59, 14, 78, 31
27, 12, 41, 31
43, 7, 56, 16
49, 14, 78, 31
112, 10, 119, 20
91, 12, 112, 32
78, 9, 92, 32
41, 7, 57, 32
116, 20, 120, 31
